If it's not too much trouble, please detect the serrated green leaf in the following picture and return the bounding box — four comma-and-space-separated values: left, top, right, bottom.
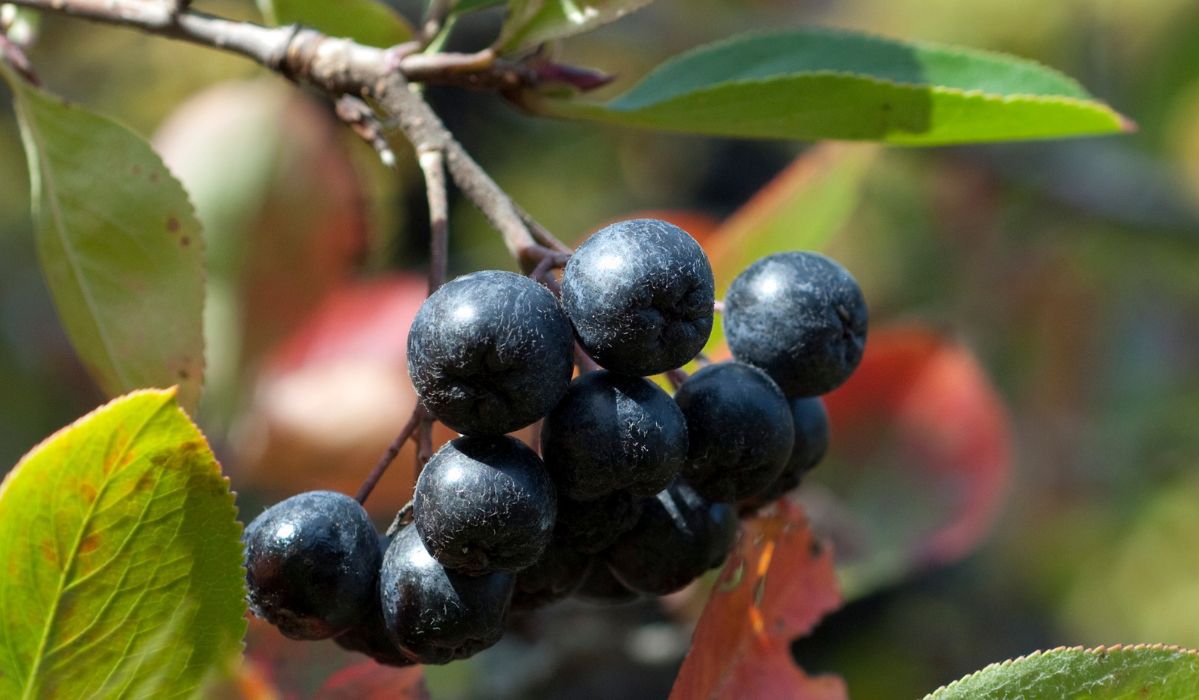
1, 68, 206, 411
258, 0, 413, 47
0, 389, 246, 699
497, 0, 655, 52
926, 645, 1199, 700
530, 29, 1132, 145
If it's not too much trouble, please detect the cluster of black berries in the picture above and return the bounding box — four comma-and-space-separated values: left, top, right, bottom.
241, 218, 867, 667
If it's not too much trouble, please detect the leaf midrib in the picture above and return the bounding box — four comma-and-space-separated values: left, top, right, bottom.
18, 401, 166, 699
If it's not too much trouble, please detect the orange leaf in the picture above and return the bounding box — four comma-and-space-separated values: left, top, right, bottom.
671, 501, 847, 700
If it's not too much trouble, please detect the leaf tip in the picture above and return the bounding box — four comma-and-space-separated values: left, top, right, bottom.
1119, 114, 1139, 134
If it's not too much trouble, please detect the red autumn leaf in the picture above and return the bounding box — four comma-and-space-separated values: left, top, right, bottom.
242, 617, 426, 700
671, 500, 847, 700
811, 324, 1013, 597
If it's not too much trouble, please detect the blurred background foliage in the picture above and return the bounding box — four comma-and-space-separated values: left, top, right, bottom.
2, 0, 1199, 698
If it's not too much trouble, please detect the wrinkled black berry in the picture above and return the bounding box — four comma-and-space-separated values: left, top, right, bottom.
561, 219, 715, 376
604, 480, 738, 596
243, 491, 380, 640
414, 436, 557, 574
741, 397, 830, 514
725, 252, 867, 397
380, 525, 515, 665
573, 559, 640, 605
407, 270, 574, 435
541, 370, 688, 500
511, 540, 592, 611
674, 362, 795, 502
554, 489, 644, 554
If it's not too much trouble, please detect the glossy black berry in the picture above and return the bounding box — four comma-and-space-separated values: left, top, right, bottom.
380, 525, 515, 665
414, 436, 557, 574
742, 397, 830, 514
604, 480, 738, 596
554, 489, 644, 555
561, 219, 715, 376
674, 362, 795, 502
540, 370, 688, 500
407, 270, 574, 435
511, 540, 592, 611
573, 559, 640, 605
243, 491, 380, 640
725, 252, 867, 397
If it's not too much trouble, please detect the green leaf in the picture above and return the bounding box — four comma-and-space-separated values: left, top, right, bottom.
529, 29, 1133, 145
0, 389, 246, 699
258, 0, 414, 47
925, 645, 1199, 699
497, 0, 655, 52
1, 68, 206, 412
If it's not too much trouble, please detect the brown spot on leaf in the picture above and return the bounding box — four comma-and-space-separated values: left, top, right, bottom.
80, 483, 98, 504
41, 540, 58, 567
79, 533, 101, 555
131, 165, 142, 176
180, 236, 191, 247
177, 368, 190, 380
167, 217, 180, 233
135, 473, 156, 492
149, 172, 160, 183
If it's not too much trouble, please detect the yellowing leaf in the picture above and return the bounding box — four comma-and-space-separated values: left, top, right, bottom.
0, 389, 246, 698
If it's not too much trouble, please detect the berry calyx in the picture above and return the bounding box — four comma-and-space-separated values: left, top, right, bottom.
561, 219, 715, 376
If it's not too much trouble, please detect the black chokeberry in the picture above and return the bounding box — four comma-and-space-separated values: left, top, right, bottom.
741, 397, 830, 513
573, 559, 640, 605
243, 491, 380, 640
414, 436, 557, 574
725, 252, 867, 397
511, 540, 592, 611
540, 370, 688, 500
604, 480, 738, 596
674, 362, 795, 502
407, 270, 574, 435
561, 219, 715, 376
554, 489, 644, 554
380, 525, 515, 665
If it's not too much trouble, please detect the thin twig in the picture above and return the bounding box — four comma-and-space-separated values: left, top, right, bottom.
0, 33, 39, 85
419, 149, 450, 294
335, 95, 397, 168
355, 406, 425, 505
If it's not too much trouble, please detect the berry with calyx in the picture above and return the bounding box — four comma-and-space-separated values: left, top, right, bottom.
561, 219, 715, 376
553, 489, 644, 554
740, 397, 830, 514
380, 525, 515, 665
510, 540, 592, 611
407, 270, 574, 436
540, 370, 688, 500
573, 559, 640, 605
725, 252, 867, 397
414, 436, 557, 574
243, 491, 380, 640
604, 480, 738, 596
674, 362, 795, 502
